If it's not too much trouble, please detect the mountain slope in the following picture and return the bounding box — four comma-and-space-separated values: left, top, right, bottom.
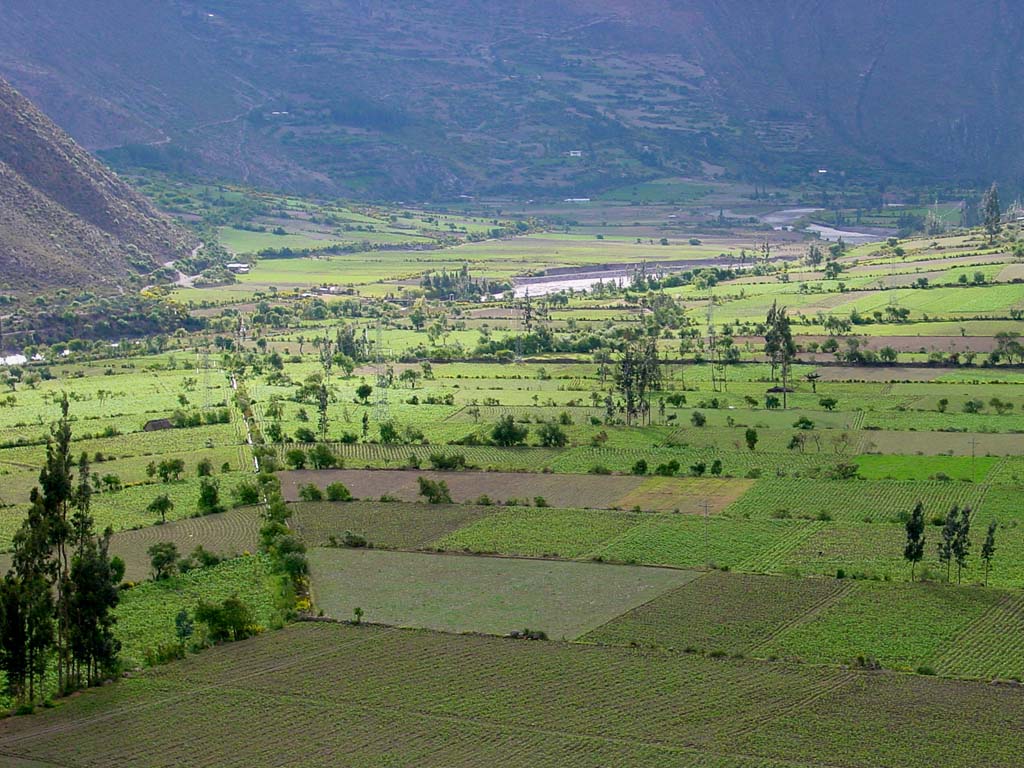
0, 77, 194, 294
1, 1, 1022, 197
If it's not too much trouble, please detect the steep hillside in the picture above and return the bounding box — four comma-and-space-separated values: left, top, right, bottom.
0, 77, 194, 294
1, 1, 1022, 197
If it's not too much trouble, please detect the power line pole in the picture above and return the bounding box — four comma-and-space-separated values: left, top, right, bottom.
970, 437, 979, 484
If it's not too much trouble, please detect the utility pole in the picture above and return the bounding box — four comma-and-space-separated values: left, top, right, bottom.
970, 437, 978, 484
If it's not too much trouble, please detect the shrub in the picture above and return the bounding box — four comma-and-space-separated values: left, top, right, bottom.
691, 411, 707, 427
197, 478, 225, 515
655, 460, 680, 477
491, 415, 528, 446
342, 530, 367, 548
589, 465, 612, 475
418, 476, 452, 504
326, 482, 352, 501
232, 480, 262, 507
195, 596, 258, 643
299, 483, 324, 502
285, 448, 307, 470
429, 452, 467, 470
631, 459, 648, 475
537, 421, 568, 447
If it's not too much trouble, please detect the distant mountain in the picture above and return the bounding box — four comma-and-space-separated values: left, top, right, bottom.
0, 76, 194, 294
1, 1, 1022, 198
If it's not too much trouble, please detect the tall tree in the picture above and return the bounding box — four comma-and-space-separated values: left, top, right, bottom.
981, 520, 998, 586
9, 493, 54, 703
764, 302, 795, 408
67, 528, 121, 688
982, 183, 1002, 244
938, 506, 959, 582
615, 334, 661, 426
903, 501, 926, 582
38, 394, 74, 692
952, 506, 972, 585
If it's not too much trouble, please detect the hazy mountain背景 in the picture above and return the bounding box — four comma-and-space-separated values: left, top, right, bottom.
1, 0, 1022, 199
0, 76, 194, 293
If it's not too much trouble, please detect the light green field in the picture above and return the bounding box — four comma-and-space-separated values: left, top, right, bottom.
307, 547, 697, 639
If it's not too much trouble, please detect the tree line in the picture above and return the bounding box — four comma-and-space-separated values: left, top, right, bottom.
904, 502, 998, 585
0, 396, 122, 706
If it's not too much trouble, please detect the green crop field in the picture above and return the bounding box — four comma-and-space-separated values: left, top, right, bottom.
583, 571, 853, 655
2, 623, 1023, 767
307, 548, 695, 638
114, 555, 284, 667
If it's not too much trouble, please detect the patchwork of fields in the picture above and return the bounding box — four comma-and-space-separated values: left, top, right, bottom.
4, 216, 1024, 765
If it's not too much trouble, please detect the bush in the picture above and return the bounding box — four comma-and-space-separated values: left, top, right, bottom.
195, 596, 258, 643
655, 460, 680, 477
285, 448, 307, 470
326, 482, 352, 502
631, 459, 648, 476
537, 421, 568, 448
308, 444, 339, 469
588, 465, 611, 475
491, 414, 529, 446
232, 481, 262, 507
418, 476, 452, 504
299, 483, 323, 502
197, 478, 225, 515
534, 496, 549, 508
342, 530, 367, 548
691, 411, 707, 427
429, 452, 467, 470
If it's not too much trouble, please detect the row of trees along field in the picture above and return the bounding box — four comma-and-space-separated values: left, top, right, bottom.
0, 396, 122, 706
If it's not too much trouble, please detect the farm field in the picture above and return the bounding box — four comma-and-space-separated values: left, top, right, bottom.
6, 179, 1024, 766
2, 623, 1024, 767
109, 507, 262, 582
583, 570, 853, 655
289, 500, 496, 548
278, 468, 750, 512
307, 548, 696, 638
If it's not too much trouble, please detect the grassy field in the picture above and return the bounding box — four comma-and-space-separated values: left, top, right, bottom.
307, 548, 695, 638
2, 623, 1023, 767
114, 555, 284, 668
